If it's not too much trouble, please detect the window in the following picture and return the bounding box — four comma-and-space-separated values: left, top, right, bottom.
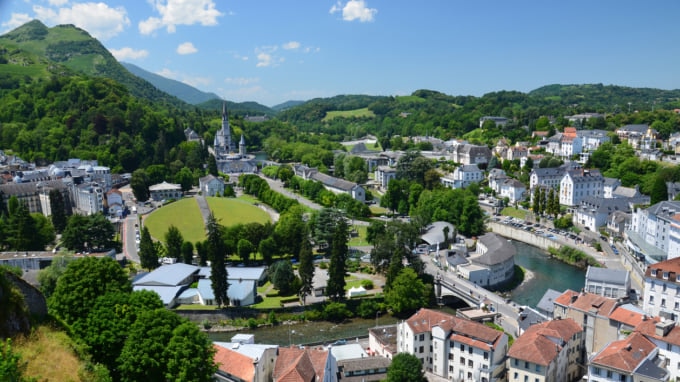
525, 361, 529, 369
449, 365, 454, 373
619, 375, 626, 381
593, 367, 600, 376
606, 370, 613, 378
663, 284, 668, 292
419, 346, 424, 353
650, 296, 655, 305
419, 334, 425, 341
514, 359, 519, 367
449, 353, 453, 360
524, 376, 528, 382
460, 357, 464, 365
468, 346, 472, 354
664, 272, 669, 280
651, 269, 657, 276
460, 344, 465, 352
484, 351, 489, 360
514, 372, 518, 379
662, 299, 667, 308
535, 365, 541, 372
467, 360, 473, 367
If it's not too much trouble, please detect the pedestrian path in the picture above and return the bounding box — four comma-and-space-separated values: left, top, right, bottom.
195, 195, 211, 226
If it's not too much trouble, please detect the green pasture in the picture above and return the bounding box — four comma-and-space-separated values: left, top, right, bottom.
144, 196, 271, 244
322, 108, 375, 121
501, 207, 528, 220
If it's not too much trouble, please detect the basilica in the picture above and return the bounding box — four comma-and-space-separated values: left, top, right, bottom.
213, 103, 258, 174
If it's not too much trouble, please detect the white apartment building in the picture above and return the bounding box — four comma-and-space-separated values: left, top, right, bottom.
75, 182, 104, 215
397, 308, 508, 382
635, 317, 680, 382
643, 257, 680, 322
628, 201, 680, 262
441, 164, 483, 189
559, 168, 603, 207
587, 332, 667, 382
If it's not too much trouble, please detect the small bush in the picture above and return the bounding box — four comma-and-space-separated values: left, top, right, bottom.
280, 296, 300, 304
323, 302, 353, 322
360, 279, 374, 290
319, 262, 328, 270
247, 318, 258, 329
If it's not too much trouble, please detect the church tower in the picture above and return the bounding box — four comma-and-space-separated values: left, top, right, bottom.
214, 102, 235, 156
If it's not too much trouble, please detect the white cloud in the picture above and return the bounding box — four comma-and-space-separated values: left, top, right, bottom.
282, 41, 300, 50
224, 77, 259, 86
47, 0, 69, 6
109, 47, 149, 60
329, 0, 377, 22
138, 0, 223, 35
32, 2, 130, 40
1, 13, 32, 33
176, 42, 197, 55
254, 46, 284, 68
156, 68, 211, 89
256, 52, 273, 68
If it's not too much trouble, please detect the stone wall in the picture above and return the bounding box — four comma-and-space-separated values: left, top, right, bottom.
487, 222, 561, 252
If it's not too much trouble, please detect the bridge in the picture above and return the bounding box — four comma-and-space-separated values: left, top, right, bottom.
436, 276, 482, 307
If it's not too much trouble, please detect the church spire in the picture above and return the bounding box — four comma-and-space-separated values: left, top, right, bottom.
222, 101, 227, 121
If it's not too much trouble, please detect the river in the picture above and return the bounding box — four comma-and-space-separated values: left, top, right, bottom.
509, 240, 585, 307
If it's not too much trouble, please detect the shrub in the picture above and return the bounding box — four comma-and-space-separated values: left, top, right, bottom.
356, 299, 380, 318
360, 279, 374, 290
323, 302, 353, 322
319, 262, 328, 270
247, 318, 258, 329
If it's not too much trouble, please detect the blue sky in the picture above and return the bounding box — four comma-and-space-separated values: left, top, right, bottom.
1, 0, 679, 107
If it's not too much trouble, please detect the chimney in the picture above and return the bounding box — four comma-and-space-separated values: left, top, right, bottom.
655, 320, 675, 337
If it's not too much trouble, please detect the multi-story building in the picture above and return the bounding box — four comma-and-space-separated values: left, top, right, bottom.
586, 332, 668, 382
529, 162, 580, 191
506, 318, 584, 382
199, 175, 225, 197
488, 168, 508, 194
449, 143, 492, 166
627, 201, 680, 262
148, 181, 183, 202
635, 316, 680, 381
0, 179, 72, 216
584, 267, 630, 299
374, 165, 397, 190
559, 167, 603, 207
643, 257, 680, 322
74, 182, 104, 215
457, 233, 516, 288
397, 308, 508, 382
479, 116, 509, 128
572, 196, 631, 232
553, 290, 644, 355
577, 129, 610, 152
546, 128, 583, 159
499, 178, 526, 204
441, 164, 483, 189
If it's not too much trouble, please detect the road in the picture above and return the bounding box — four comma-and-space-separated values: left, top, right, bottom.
122, 213, 140, 263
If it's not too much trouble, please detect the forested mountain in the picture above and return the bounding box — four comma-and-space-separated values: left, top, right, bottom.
272, 100, 306, 111
0, 20, 185, 107
196, 98, 275, 116
122, 62, 221, 105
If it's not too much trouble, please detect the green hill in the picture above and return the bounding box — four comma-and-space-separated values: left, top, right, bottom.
122, 62, 222, 105
0, 20, 185, 106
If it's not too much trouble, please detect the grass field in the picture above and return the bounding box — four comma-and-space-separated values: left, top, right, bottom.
144, 196, 271, 244
144, 198, 205, 243
501, 207, 528, 220
322, 108, 375, 121
348, 225, 369, 247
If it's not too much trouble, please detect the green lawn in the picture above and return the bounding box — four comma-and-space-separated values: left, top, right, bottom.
206, 197, 270, 227
144, 196, 271, 244
348, 225, 369, 247
322, 108, 375, 121
501, 207, 528, 220
144, 198, 205, 243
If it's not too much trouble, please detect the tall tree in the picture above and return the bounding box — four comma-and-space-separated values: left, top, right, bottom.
297, 237, 314, 304
386, 353, 427, 382
61, 213, 117, 252
206, 213, 229, 307
385, 268, 429, 316
139, 226, 158, 270
181, 241, 194, 265
650, 174, 669, 205
237, 238, 255, 265
195, 240, 208, 266
164, 225, 184, 260
258, 237, 277, 266
48, 256, 131, 326
207, 154, 219, 177
48, 189, 68, 233
164, 322, 217, 382
326, 218, 348, 301
8, 201, 39, 251
130, 169, 150, 202
269, 260, 295, 296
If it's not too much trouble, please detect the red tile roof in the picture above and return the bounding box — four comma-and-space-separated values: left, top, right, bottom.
308, 348, 330, 382
274, 347, 316, 382
590, 332, 656, 372
507, 318, 582, 366
407, 308, 504, 350
635, 317, 680, 346
609, 307, 644, 327
553, 290, 618, 317
644, 256, 680, 284
214, 344, 255, 382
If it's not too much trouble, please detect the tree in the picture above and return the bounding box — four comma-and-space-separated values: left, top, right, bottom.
326, 218, 348, 300
206, 213, 229, 307
7, 201, 39, 251
181, 241, 194, 265
385, 353, 427, 382
274, 205, 306, 257
236, 238, 254, 264
130, 169, 150, 202
207, 154, 218, 177
61, 213, 117, 252
37, 254, 74, 298
195, 241, 208, 266
297, 237, 314, 304
164, 322, 217, 382
385, 250, 404, 290
164, 225, 184, 260
650, 174, 669, 205
0, 339, 27, 382
269, 260, 295, 296
174, 167, 194, 192
385, 268, 429, 316
258, 237, 277, 266
139, 226, 158, 270
48, 256, 131, 326
48, 189, 68, 233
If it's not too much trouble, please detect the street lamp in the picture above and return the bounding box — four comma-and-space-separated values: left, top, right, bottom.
289, 329, 295, 347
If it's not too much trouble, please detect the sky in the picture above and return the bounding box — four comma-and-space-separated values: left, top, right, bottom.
1, 0, 680, 107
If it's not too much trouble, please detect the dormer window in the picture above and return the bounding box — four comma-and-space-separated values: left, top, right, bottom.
651, 269, 657, 277
664, 272, 669, 280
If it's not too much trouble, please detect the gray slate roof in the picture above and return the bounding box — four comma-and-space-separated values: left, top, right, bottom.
585, 266, 629, 285
473, 233, 515, 266
133, 263, 199, 287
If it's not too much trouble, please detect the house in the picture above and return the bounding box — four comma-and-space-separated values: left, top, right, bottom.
553, 290, 644, 355
666, 132, 680, 154
499, 178, 526, 204
602, 178, 621, 199
567, 113, 604, 125
488, 168, 508, 194
441, 164, 483, 189
634, 316, 680, 381
529, 162, 580, 191
559, 167, 603, 207
535, 289, 563, 319
106, 188, 124, 217
668, 181, 680, 201
449, 143, 492, 166
615, 124, 653, 140
132, 263, 199, 307
294, 165, 365, 202
586, 332, 668, 382
199, 175, 226, 197
373, 165, 397, 190
577, 129, 610, 152
273, 346, 336, 382
397, 308, 508, 381
584, 266, 630, 299
643, 257, 680, 322
148, 181, 183, 202
74, 182, 105, 215
506, 318, 584, 382
628, 201, 680, 262
606, 210, 630, 239
337, 356, 390, 381
572, 196, 631, 232
368, 325, 397, 359
506, 145, 528, 161
546, 128, 583, 159
184, 127, 202, 142
457, 233, 515, 288
479, 116, 509, 128
214, 341, 279, 382
419, 221, 456, 250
